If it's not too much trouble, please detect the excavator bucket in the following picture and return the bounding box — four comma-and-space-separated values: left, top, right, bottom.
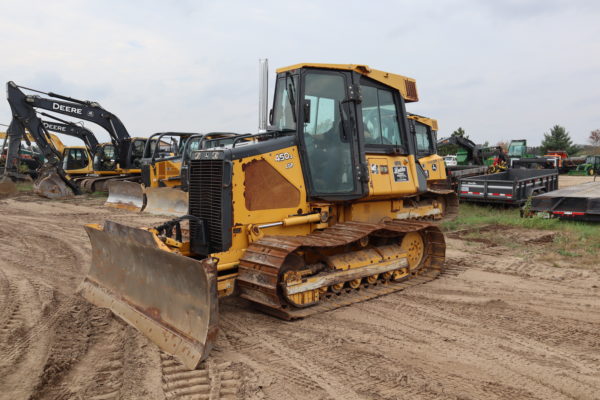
105, 180, 145, 211
32, 167, 75, 199
144, 186, 189, 216
0, 177, 18, 197
80, 221, 218, 369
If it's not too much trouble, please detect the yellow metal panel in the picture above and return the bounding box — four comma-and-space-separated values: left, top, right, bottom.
214, 144, 311, 272
366, 157, 392, 196
419, 154, 447, 181
365, 154, 420, 198
408, 114, 438, 131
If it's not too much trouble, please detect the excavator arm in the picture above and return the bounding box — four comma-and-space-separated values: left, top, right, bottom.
39, 113, 100, 152
4, 83, 80, 197
7, 81, 132, 167
437, 135, 489, 165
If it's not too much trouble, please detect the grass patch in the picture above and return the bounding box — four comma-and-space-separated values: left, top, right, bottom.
444, 203, 600, 267
90, 191, 108, 198
16, 182, 33, 192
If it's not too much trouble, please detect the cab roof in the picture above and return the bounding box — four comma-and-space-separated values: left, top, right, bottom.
408, 114, 438, 131
276, 63, 418, 103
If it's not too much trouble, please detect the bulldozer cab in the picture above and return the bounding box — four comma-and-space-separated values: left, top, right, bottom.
270, 65, 422, 201
408, 115, 438, 159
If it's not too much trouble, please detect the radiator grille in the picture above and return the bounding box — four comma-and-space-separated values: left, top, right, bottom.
188, 158, 231, 254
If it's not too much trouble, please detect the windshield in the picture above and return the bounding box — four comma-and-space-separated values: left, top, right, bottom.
508, 143, 525, 157
414, 121, 432, 154
93, 144, 116, 171
272, 75, 298, 131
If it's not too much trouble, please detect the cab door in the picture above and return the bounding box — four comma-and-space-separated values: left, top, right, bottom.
298, 69, 367, 201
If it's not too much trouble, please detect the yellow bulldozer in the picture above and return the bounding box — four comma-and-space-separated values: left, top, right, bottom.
408, 113, 458, 217
81, 63, 448, 369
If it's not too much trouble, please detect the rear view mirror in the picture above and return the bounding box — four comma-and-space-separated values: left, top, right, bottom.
303, 99, 311, 123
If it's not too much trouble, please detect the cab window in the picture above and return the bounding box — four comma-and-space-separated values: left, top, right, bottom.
272, 75, 298, 131
415, 122, 432, 154
302, 72, 354, 194
361, 86, 401, 146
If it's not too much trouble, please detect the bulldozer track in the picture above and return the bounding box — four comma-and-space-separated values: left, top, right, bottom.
160, 352, 241, 400
237, 220, 445, 319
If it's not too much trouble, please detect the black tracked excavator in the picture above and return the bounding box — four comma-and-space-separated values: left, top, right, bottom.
3, 81, 149, 197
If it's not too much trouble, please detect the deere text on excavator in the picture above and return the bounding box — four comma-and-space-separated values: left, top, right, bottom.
81, 63, 447, 369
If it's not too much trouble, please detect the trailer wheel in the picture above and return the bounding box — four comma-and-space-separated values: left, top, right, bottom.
588, 168, 595, 176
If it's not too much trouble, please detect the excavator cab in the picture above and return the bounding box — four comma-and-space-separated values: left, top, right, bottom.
93, 143, 118, 172
62, 146, 93, 174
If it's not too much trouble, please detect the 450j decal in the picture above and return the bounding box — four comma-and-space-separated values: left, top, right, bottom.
275, 152, 293, 162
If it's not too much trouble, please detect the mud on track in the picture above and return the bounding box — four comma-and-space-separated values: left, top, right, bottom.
0, 192, 599, 399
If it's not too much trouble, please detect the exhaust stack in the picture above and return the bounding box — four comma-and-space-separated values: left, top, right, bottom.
258, 58, 268, 133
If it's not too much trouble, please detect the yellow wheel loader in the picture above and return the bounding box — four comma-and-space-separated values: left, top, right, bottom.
81, 63, 448, 369
408, 113, 459, 219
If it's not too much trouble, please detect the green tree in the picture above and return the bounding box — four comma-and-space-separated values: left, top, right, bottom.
451, 127, 468, 139
540, 125, 579, 155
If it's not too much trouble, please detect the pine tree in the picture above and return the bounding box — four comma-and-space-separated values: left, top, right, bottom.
451, 127, 468, 139
540, 125, 578, 155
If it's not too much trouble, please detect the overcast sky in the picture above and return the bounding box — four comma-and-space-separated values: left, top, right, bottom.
1, 0, 599, 147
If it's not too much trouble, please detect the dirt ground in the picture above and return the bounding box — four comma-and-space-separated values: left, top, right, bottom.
557, 174, 596, 188
0, 187, 599, 399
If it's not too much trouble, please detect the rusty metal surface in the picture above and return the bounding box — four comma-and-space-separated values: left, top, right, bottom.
81, 221, 218, 369
0, 177, 18, 198
236, 220, 446, 319
105, 180, 145, 211
143, 186, 189, 216
32, 169, 75, 199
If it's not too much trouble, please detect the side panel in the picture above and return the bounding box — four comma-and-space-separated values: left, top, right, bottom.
365, 154, 424, 198
212, 145, 311, 269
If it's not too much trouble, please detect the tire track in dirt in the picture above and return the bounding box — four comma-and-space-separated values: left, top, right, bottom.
81, 316, 127, 400
27, 300, 95, 400
220, 308, 363, 400
342, 274, 600, 398
160, 352, 241, 400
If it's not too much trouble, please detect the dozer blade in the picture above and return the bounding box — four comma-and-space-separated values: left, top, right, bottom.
33, 170, 75, 199
144, 186, 189, 216
80, 221, 218, 369
0, 177, 18, 198
105, 180, 145, 211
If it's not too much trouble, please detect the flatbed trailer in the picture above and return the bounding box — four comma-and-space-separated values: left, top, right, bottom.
530, 180, 600, 222
459, 169, 559, 205
445, 165, 488, 190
